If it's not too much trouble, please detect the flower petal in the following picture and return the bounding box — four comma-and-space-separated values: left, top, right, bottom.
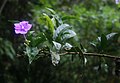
25, 24, 32, 31
20, 21, 28, 25
14, 23, 21, 29
15, 29, 27, 34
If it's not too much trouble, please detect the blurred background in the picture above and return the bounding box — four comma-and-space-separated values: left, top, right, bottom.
0, 0, 120, 83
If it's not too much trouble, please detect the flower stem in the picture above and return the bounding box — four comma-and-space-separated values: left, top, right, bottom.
23, 34, 27, 41
23, 34, 30, 46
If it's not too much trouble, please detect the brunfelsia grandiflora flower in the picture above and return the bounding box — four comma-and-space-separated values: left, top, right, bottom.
14, 21, 32, 34
115, 0, 120, 4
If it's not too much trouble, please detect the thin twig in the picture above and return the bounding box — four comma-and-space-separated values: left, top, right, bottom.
17, 48, 120, 59
60, 52, 120, 59
84, 53, 120, 59
0, 0, 8, 16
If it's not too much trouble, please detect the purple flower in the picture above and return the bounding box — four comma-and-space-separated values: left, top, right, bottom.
115, 0, 120, 4
14, 21, 32, 34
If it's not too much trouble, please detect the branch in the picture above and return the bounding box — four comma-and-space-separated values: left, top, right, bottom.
60, 52, 120, 59
84, 52, 120, 59
0, 0, 8, 16
17, 47, 120, 60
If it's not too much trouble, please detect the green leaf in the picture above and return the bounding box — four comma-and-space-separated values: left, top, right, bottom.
43, 13, 55, 35
53, 15, 63, 25
101, 34, 108, 50
29, 31, 35, 36
27, 31, 47, 47
62, 43, 73, 50
46, 8, 56, 14
25, 46, 39, 64
53, 24, 70, 40
62, 30, 76, 41
50, 50, 60, 66
106, 33, 119, 41
62, 15, 77, 20
106, 33, 117, 40
51, 17, 56, 27
1, 40, 15, 60
46, 8, 63, 24
80, 43, 87, 52
34, 33, 47, 46
8, 20, 19, 23
90, 42, 97, 50
52, 41, 61, 51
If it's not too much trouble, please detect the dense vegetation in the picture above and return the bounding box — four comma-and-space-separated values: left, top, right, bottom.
0, 0, 120, 83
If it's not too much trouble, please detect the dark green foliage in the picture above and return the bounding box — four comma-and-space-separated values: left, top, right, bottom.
0, 0, 120, 83
0, 38, 15, 60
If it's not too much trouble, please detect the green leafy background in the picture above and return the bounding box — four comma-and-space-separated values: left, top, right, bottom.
0, 0, 120, 83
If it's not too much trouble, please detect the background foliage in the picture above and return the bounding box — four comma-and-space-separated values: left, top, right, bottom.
0, 0, 120, 83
